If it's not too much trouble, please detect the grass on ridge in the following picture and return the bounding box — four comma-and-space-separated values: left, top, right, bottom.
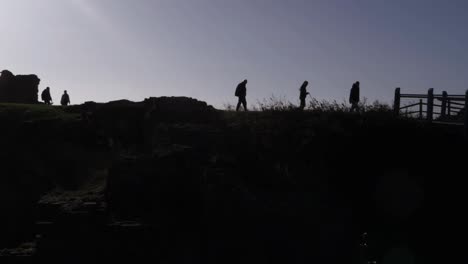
0, 103, 79, 122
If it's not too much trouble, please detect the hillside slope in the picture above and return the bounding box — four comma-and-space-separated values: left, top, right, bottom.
0, 98, 465, 263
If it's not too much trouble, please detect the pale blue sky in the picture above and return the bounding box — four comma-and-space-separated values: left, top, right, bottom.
1, 0, 467, 107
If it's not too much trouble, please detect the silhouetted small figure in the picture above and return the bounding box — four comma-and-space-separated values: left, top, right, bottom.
41, 87, 52, 105
349, 81, 360, 112
299, 81, 309, 110
61, 90, 70, 106
235, 79, 248, 111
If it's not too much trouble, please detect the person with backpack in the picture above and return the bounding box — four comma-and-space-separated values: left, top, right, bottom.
299, 81, 309, 110
41, 87, 52, 105
235, 79, 248, 111
349, 81, 360, 112
60, 90, 70, 106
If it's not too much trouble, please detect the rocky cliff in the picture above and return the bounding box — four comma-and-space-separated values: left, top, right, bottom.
0, 70, 40, 104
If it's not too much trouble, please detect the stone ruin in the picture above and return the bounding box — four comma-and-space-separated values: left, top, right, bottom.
0, 70, 40, 104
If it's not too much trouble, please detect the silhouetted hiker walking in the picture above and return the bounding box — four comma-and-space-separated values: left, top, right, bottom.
299, 81, 309, 110
41, 87, 52, 105
235, 79, 248, 111
60, 90, 70, 106
349, 81, 360, 112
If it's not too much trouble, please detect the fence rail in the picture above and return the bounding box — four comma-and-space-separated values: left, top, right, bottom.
447, 101, 465, 107
400, 102, 424, 110
394, 88, 468, 136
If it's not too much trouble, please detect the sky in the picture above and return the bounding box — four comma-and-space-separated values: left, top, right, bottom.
1, 0, 467, 108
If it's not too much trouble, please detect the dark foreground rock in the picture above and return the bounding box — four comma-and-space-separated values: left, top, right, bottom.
0, 98, 465, 263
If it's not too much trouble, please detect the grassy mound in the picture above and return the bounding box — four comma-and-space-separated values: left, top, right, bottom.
0, 103, 79, 123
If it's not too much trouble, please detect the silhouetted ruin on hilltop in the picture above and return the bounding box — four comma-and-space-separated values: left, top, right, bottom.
0, 70, 40, 104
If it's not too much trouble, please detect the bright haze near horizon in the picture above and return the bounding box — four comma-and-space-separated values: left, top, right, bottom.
1, 0, 467, 108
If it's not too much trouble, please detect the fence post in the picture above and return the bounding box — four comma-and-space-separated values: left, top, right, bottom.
427, 88, 434, 122
465, 90, 468, 137
441, 91, 448, 119
419, 99, 423, 119
394, 88, 401, 116
448, 100, 451, 117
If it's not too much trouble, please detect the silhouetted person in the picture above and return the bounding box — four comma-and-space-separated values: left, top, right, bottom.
235, 79, 248, 111
299, 81, 309, 110
61, 90, 70, 106
41, 87, 52, 105
349, 81, 360, 112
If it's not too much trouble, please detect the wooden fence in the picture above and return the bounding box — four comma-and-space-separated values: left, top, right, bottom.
393, 88, 468, 135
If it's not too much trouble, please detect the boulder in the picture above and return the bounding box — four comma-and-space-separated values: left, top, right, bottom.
144, 96, 218, 123
0, 70, 40, 104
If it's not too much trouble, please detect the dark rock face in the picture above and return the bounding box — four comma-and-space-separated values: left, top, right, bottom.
1, 99, 461, 263
143, 96, 217, 122
0, 105, 107, 251
64, 96, 220, 153
0, 70, 40, 104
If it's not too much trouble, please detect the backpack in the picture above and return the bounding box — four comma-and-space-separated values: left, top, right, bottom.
235, 86, 240, 97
